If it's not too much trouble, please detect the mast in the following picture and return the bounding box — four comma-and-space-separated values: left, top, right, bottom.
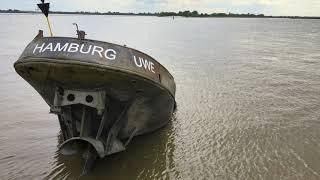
37, 0, 53, 36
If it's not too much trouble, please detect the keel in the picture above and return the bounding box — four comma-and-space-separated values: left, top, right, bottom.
51, 87, 128, 172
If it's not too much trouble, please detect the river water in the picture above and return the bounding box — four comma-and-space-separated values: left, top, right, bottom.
0, 14, 320, 180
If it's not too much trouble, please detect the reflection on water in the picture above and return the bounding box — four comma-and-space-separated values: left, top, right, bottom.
1, 14, 320, 179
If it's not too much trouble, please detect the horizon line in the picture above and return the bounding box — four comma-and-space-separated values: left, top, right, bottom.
0, 9, 320, 19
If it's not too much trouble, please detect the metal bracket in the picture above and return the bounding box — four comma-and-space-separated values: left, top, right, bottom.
51, 88, 106, 115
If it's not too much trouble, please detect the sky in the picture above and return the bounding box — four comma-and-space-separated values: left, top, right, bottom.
1, 0, 320, 16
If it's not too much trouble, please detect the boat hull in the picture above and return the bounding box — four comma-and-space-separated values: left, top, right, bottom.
14, 36, 176, 163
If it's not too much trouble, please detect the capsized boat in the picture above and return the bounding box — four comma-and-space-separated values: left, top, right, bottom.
14, 29, 176, 173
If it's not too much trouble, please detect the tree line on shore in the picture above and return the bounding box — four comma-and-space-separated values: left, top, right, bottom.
1, 9, 319, 19
158, 11, 265, 17
0, 9, 265, 17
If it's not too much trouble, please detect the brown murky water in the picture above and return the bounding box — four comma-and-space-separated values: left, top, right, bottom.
1, 14, 320, 180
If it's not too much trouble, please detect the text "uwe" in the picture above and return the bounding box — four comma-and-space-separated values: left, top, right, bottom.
133, 55, 155, 73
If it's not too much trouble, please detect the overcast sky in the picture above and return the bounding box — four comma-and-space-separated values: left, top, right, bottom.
1, 0, 320, 16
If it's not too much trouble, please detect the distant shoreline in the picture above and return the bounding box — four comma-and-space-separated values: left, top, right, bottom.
1, 9, 320, 19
